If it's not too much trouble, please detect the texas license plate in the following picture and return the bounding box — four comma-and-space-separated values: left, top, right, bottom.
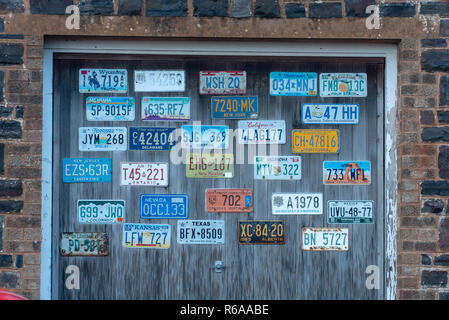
328, 200, 374, 224
272, 193, 323, 215
141, 97, 190, 121
238, 221, 285, 245
181, 125, 229, 149
292, 129, 340, 153
254, 156, 301, 180
79, 69, 127, 93
301, 104, 359, 124
177, 220, 225, 244
302, 228, 349, 251
238, 120, 286, 144
79, 127, 127, 151
123, 223, 171, 249
77, 200, 125, 224
323, 161, 371, 185
186, 153, 234, 178
211, 96, 258, 119
86, 97, 135, 121
60, 233, 108, 256
140, 194, 188, 219
120, 162, 168, 186
134, 70, 185, 92
62, 158, 111, 183
199, 71, 246, 95
129, 127, 176, 151
205, 189, 253, 213
270, 72, 317, 96
320, 73, 367, 97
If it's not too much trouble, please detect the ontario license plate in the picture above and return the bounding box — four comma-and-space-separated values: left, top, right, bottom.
86, 97, 135, 121
129, 127, 177, 151
320, 73, 367, 97
292, 129, 340, 154
141, 97, 190, 121
254, 156, 301, 180
77, 200, 125, 224
60, 233, 108, 256
140, 194, 188, 219
79, 69, 127, 93
238, 221, 285, 245
62, 158, 111, 183
120, 162, 169, 186
205, 189, 253, 213
186, 153, 234, 178
323, 161, 371, 185
177, 220, 225, 244
272, 193, 323, 215
181, 125, 229, 149
199, 71, 246, 95
238, 120, 286, 144
328, 200, 374, 224
123, 223, 171, 249
301, 104, 359, 124
79, 127, 127, 151
302, 227, 349, 251
211, 96, 258, 119
270, 72, 317, 96
134, 70, 185, 92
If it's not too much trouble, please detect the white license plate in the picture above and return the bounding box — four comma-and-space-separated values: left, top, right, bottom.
272, 193, 323, 215
238, 120, 286, 144
141, 97, 190, 121
86, 97, 135, 121
181, 125, 229, 149
79, 127, 127, 151
123, 223, 171, 249
320, 73, 367, 97
177, 220, 225, 244
302, 104, 359, 124
134, 70, 185, 92
302, 228, 349, 251
254, 156, 301, 180
79, 69, 128, 93
328, 200, 374, 224
199, 71, 246, 95
120, 162, 168, 186
77, 200, 125, 224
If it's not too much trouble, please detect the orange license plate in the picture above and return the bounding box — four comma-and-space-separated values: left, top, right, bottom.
205, 189, 253, 213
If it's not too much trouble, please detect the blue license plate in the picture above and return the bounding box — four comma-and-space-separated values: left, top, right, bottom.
140, 195, 188, 219
79, 69, 128, 93
270, 72, 317, 96
181, 125, 229, 149
129, 127, 177, 151
62, 158, 111, 183
211, 96, 258, 119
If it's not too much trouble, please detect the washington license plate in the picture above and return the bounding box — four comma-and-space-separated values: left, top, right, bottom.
272, 193, 323, 215
141, 97, 190, 121
238, 221, 285, 245
177, 220, 225, 244
270, 72, 317, 96
292, 129, 340, 154
140, 194, 188, 219
86, 97, 135, 121
211, 96, 258, 119
320, 73, 367, 97
62, 158, 111, 183
205, 189, 253, 213
199, 71, 246, 95
60, 233, 108, 256
302, 104, 359, 124
77, 200, 125, 224
123, 223, 171, 249
254, 156, 301, 180
79, 69, 127, 93
134, 70, 185, 92
120, 162, 168, 186
302, 228, 349, 251
328, 200, 374, 224
181, 125, 229, 149
323, 161, 371, 185
238, 120, 286, 144
186, 153, 234, 178
129, 127, 177, 151
79, 127, 127, 151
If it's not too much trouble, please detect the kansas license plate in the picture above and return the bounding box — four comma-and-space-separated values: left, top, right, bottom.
211, 96, 258, 119
186, 153, 234, 178
177, 220, 225, 244
120, 162, 169, 186
123, 223, 171, 249
79, 69, 127, 93
79, 127, 127, 151
239, 221, 285, 245
292, 129, 340, 154
181, 125, 229, 149
77, 200, 125, 224
62, 158, 111, 183
199, 71, 246, 95
238, 120, 286, 144
86, 97, 135, 121
323, 161, 371, 185
134, 70, 185, 92
140, 194, 188, 219
60, 233, 108, 256
320, 73, 367, 97
328, 200, 374, 224
205, 189, 253, 213
254, 156, 301, 180
302, 228, 349, 251
141, 97, 190, 121
270, 72, 317, 96
129, 127, 176, 151
302, 104, 359, 124
272, 193, 323, 215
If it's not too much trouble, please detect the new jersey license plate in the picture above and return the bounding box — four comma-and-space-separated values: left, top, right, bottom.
302, 104, 359, 124
129, 127, 176, 151
60, 233, 108, 256
272, 193, 323, 215
177, 220, 225, 244
239, 221, 285, 245
79, 69, 127, 93
77, 200, 125, 224
328, 200, 374, 224
79, 127, 127, 151
323, 161, 371, 185
181, 125, 229, 149
140, 194, 188, 219
292, 129, 340, 153
254, 156, 301, 180
186, 153, 234, 178
205, 189, 253, 213
270, 72, 317, 96
134, 70, 185, 92
320, 73, 367, 97
123, 223, 171, 249
141, 97, 190, 121
120, 162, 169, 186
62, 158, 111, 183
200, 71, 246, 95
86, 97, 135, 121
211, 96, 258, 119
238, 120, 286, 144
302, 227, 349, 251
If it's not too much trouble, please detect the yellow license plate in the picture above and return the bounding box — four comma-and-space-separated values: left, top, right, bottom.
292, 129, 340, 154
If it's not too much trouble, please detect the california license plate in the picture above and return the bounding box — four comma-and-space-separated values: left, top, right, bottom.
60, 233, 108, 256
211, 96, 258, 119
302, 227, 349, 251
199, 71, 246, 95
301, 104, 359, 124
123, 223, 171, 249
79, 127, 127, 151
238, 221, 285, 245
238, 120, 286, 144
177, 220, 225, 244
140, 194, 188, 219
272, 193, 323, 215
254, 156, 301, 180
292, 129, 340, 154
77, 200, 125, 224
205, 189, 253, 213
270, 72, 317, 96
62, 158, 111, 183
79, 69, 127, 93
86, 97, 135, 121
182, 125, 229, 149
328, 200, 374, 224
186, 153, 234, 178
120, 162, 169, 186
134, 70, 185, 92
141, 97, 190, 121
323, 161, 371, 185
320, 73, 367, 97
129, 127, 176, 151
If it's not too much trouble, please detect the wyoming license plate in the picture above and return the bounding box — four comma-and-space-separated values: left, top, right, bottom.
79, 127, 127, 151
186, 153, 234, 178
123, 223, 171, 249
120, 162, 168, 186
302, 228, 349, 251
77, 200, 125, 224
270, 72, 317, 96
238, 120, 286, 144
177, 220, 225, 244
62, 158, 111, 183
199, 71, 246, 95
129, 127, 177, 151
238, 221, 285, 245
79, 69, 127, 93
140, 194, 188, 219
320, 73, 367, 97
60, 233, 109, 256
272, 193, 323, 215
211, 96, 258, 119
328, 200, 374, 224
141, 97, 190, 121
323, 161, 371, 185
181, 125, 229, 149
254, 156, 301, 180
205, 189, 253, 213
86, 97, 135, 121
301, 104, 359, 124
292, 129, 340, 154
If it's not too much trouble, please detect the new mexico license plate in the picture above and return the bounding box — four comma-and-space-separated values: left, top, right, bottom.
292, 129, 340, 154
141, 97, 190, 121
302, 227, 349, 251
186, 153, 234, 178
177, 220, 225, 244
323, 161, 371, 185
134, 70, 185, 92
270, 72, 317, 96
205, 189, 253, 213
182, 125, 229, 149
79, 127, 127, 151
320, 73, 367, 97
272, 193, 323, 215
86, 97, 135, 121
79, 69, 127, 93
62, 158, 111, 183
238, 120, 286, 144
239, 221, 285, 245
129, 127, 176, 151
120, 162, 169, 186
77, 200, 125, 224
123, 223, 171, 249
60, 233, 108, 256
328, 200, 374, 224
302, 104, 359, 124
211, 96, 258, 119
199, 71, 246, 95
140, 194, 188, 219
254, 156, 301, 180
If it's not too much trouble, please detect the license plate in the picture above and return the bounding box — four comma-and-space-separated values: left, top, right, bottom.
79, 69, 127, 93
86, 97, 135, 121
292, 129, 340, 154
323, 161, 371, 185
134, 70, 185, 92
79, 127, 127, 151
254, 156, 301, 180
120, 162, 169, 186
141, 97, 190, 121
320, 73, 367, 97
123, 223, 171, 249
302, 104, 359, 124
140, 194, 188, 219
270, 72, 317, 96
238, 120, 286, 144
186, 153, 234, 178
177, 220, 225, 244
181, 125, 229, 149
62, 158, 111, 183
211, 96, 258, 119
199, 71, 246, 95
77, 200, 125, 224
328, 200, 374, 224
129, 127, 177, 151
272, 193, 323, 215
205, 189, 253, 213
302, 227, 349, 251
60, 233, 108, 256
238, 221, 285, 245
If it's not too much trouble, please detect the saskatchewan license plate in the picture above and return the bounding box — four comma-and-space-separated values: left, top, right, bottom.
77, 200, 125, 224
211, 96, 258, 119
272, 193, 323, 215
323, 161, 371, 185
254, 156, 301, 180
328, 200, 374, 224
60, 233, 108, 256
292, 129, 340, 154
120, 162, 169, 186
205, 189, 253, 213
177, 220, 225, 244
186, 153, 234, 178
238, 221, 285, 245
62, 158, 111, 183
270, 72, 317, 96
140, 194, 188, 219
123, 223, 171, 249
129, 127, 176, 151
79, 127, 127, 151
301, 104, 359, 124
79, 69, 127, 93
302, 228, 349, 251
181, 125, 229, 149
238, 120, 286, 144
86, 97, 135, 121
320, 73, 367, 97
141, 97, 190, 121
134, 70, 185, 92
199, 71, 246, 95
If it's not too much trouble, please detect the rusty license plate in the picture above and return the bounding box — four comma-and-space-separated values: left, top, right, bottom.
206, 189, 253, 213
238, 221, 285, 245
60, 232, 108, 256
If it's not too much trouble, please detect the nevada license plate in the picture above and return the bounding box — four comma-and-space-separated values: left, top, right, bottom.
86, 97, 135, 121
254, 156, 301, 180
141, 97, 190, 121
186, 153, 234, 178
181, 125, 229, 149
238, 221, 285, 245
323, 161, 371, 185
177, 220, 225, 244
199, 71, 246, 95
79, 127, 127, 151
79, 69, 127, 93
270, 72, 317, 96
238, 120, 286, 144
272, 193, 323, 215
123, 223, 171, 249
129, 127, 177, 151
302, 227, 349, 251
211, 96, 258, 119
328, 200, 374, 224
60, 233, 108, 256
302, 104, 359, 124
120, 162, 169, 186
62, 158, 111, 183
292, 129, 340, 154
140, 194, 188, 219
320, 73, 367, 97
77, 200, 125, 224
205, 189, 253, 213
134, 70, 185, 92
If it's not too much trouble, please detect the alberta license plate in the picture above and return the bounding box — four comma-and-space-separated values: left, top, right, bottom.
211, 96, 258, 119
272, 193, 323, 215
79, 69, 127, 93
177, 220, 225, 244
238, 120, 286, 144
205, 189, 253, 213
301, 104, 359, 124
129, 127, 177, 151
254, 156, 301, 180
86, 97, 135, 121
199, 71, 246, 95
328, 200, 374, 224
62, 158, 111, 183
134, 70, 185, 92
182, 125, 229, 149
186, 153, 234, 178
320, 73, 367, 97
141, 97, 190, 121
60, 233, 108, 256
140, 194, 188, 219
120, 162, 169, 186
238, 221, 285, 245
323, 161, 371, 185
270, 72, 317, 96
302, 227, 349, 251
292, 129, 340, 153
79, 127, 127, 151
77, 200, 125, 224
123, 223, 171, 249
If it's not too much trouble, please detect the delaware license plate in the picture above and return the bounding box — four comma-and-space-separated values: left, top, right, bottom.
120, 162, 168, 186
62, 158, 111, 183
328, 200, 374, 224
302, 228, 349, 251
238, 221, 285, 245
79, 127, 127, 151
272, 193, 323, 215
86, 97, 135, 121
79, 69, 127, 93
323, 161, 371, 185
140, 194, 188, 219
60, 233, 108, 256
181, 125, 229, 149
320, 73, 367, 97
186, 153, 234, 178
292, 129, 340, 154
199, 71, 246, 95
270, 72, 317, 96
134, 70, 185, 92
177, 220, 225, 244
254, 156, 301, 180
211, 96, 258, 119
302, 104, 359, 124
141, 97, 190, 121
77, 200, 125, 224
129, 127, 176, 151
205, 189, 253, 213
238, 120, 286, 144
123, 223, 171, 249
